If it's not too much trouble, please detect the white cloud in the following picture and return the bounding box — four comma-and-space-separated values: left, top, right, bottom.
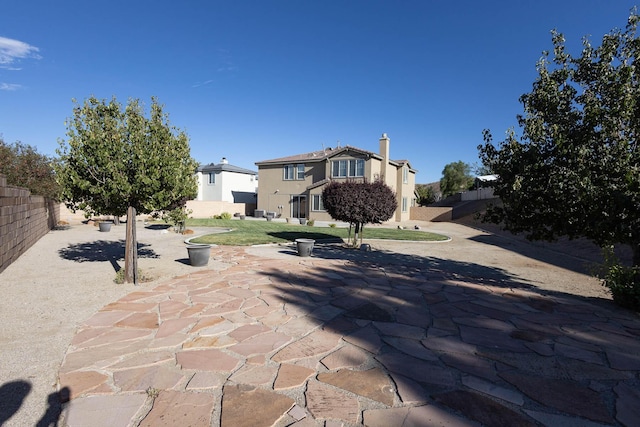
192, 79, 214, 88
0, 36, 41, 68
0, 82, 22, 91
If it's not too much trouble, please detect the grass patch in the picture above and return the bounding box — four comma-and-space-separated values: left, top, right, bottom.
186, 218, 448, 246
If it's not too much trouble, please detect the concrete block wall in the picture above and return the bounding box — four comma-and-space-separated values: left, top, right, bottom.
410, 206, 453, 222
0, 175, 59, 274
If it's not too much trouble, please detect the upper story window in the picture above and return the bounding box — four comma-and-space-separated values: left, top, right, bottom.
208, 173, 215, 185
331, 159, 364, 178
403, 166, 408, 184
284, 164, 305, 180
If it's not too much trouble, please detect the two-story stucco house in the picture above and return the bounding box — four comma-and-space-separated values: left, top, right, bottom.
254, 133, 416, 222
195, 158, 258, 204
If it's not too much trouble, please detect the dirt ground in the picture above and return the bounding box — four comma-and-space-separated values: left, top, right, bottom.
0, 218, 629, 426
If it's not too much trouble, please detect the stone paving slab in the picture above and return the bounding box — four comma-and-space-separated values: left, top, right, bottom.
57, 244, 640, 426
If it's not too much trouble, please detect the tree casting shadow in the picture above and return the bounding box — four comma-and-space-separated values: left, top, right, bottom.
58, 240, 159, 272
252, 244, 637, 424
268, 231, 344, 244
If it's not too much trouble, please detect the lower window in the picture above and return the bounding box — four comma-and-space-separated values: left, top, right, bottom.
312, 194, 325, 211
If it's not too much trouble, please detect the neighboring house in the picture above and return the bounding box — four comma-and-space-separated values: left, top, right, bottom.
195, 158, 258, 203
254, 133, 417, 222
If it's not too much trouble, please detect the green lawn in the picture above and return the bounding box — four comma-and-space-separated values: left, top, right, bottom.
186, 218, 449, 246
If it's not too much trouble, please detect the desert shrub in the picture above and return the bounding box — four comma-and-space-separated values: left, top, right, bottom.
213, 212, 232, 220
597, 246, 640, 311
162, 206, 192, 233
307, 219, 315, 226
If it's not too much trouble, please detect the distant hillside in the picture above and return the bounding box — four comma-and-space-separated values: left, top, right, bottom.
418, 181, 440, 193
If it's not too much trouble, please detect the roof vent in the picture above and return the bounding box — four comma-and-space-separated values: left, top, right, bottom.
221, 157, 228, 164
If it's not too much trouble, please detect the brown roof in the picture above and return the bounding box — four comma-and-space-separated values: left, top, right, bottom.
255, 145, 382, 166
390, 159, 418, 172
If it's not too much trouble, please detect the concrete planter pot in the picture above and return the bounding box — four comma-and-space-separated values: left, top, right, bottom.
186, 244, 211, 266
98, 221, 112, 232
295, 238, 315, 257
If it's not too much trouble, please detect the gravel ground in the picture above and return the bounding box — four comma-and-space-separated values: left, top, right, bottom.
0, 221, 228, 427
0, 218, 625, 426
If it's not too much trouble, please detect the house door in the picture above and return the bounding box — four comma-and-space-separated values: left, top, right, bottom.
291, 195, 307, 218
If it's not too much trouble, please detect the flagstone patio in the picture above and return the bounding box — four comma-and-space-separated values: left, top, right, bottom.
57, 244, 640, 426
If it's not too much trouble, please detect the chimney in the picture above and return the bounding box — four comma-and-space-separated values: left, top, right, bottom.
221, 157, 228, 164
379, 133, 390, 163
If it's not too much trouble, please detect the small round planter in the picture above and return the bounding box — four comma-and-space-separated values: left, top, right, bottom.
98, 221, 112, 232
299, 218, 307, 225
186, 244, 211, 266
295, 238, 315, 257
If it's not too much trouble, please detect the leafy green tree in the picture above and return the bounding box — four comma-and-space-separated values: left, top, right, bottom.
0, 138, 59, 199
440, 161, 474, 197
478, 12, 640, 309
322, 179, 397, 246
415, 184, 437, 206
471, 162, 493, 178
56, 96, 198, 283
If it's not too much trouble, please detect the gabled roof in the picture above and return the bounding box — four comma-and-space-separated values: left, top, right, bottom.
392, 159, 418, 173
255, 145, 383, 166
306, 178, 330, 191
197, 163, 257, 175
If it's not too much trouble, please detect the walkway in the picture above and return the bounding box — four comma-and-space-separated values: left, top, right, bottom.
57, 243, 640, 426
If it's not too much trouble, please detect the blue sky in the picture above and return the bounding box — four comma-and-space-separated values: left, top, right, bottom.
1, 1, 637, 183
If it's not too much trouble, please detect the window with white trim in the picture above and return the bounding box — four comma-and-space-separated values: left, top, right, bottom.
331, 159, 364, 178
403, 166, 408, 184
312, 194, 325, 211
284, 164, 305, 180
208, 173, 215, 184
402, 197, 408, 212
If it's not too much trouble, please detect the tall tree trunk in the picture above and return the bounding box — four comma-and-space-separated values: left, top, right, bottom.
353, 222, 360, 247
124, 206, 138, 284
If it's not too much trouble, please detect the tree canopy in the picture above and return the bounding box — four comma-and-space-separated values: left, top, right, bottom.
479, 11, 640, 270
56, 96, 198, 282
415, 184, 438, 206
56, 96, 197, 218
322, 179, 397, 246
439, 161, 474, 197
0, 138, 59, 199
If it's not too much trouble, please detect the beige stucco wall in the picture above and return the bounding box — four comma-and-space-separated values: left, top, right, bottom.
186, 200, 255, 217
59, 201, 255, 222
256, 163, 313, 216
256, 135, 416, 223
395, 166, 416, 222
